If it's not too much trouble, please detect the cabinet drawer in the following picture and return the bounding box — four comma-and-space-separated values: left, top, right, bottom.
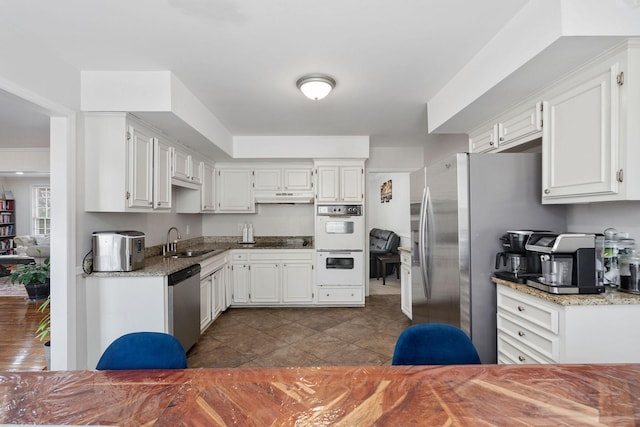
497, 287, 559, 334
231, 252, 248, 261
250, 251, 313, 261
497, 313, 558, 361
400, 252, 411, 266
317, 287, 363, 303
497, 333, 554, 365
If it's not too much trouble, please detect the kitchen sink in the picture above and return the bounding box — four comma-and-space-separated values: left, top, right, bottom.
164, 249, 220, 258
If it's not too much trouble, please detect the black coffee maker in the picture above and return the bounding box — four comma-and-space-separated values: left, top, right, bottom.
524, 232, 605, 294
494, 230, 536, 284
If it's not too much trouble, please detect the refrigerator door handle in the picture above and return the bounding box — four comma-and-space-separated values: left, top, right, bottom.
419, 186, 432, 299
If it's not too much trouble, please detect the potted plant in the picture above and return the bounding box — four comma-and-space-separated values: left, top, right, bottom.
36, 295, 51, 369
9, 257, 50, 300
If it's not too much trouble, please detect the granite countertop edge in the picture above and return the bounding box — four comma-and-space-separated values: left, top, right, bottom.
492, 276, 640, 306
91, 236, 314, 277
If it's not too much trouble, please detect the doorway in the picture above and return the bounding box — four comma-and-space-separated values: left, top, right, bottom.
0, 86, 76, 370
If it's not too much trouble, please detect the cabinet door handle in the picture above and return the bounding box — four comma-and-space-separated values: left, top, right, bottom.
544, 189, 550, 195
518, 331, 525, 337
518, 355, 526, 362
517, 306, 525, 312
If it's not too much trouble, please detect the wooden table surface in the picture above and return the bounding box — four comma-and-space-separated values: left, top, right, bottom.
2, 364, 639, 426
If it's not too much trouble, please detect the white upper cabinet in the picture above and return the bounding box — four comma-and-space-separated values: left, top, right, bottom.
253, 165, 314, 202
541, 42, 640, 204
469, 124, 499, 153
171, 146, 192, 182
127, 125, 154, 209
314, 160, 364, 203
542, 64, 619, 202
469, 103, 542, 153
84, 112, 172, 212
340, 165, 364, 202
253, 168, 282, 191
216, 167, 255, 212
201, 162, 216, 212
153, 139, 172, 210
172, 146, 203, 186
283, 168, 313, 191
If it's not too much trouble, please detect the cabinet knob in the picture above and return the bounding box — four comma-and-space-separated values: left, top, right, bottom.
499, 137, 504, 142
518, 331, 525, 337
518, 355, 526, 362
544, 189, 550, 195
489, 141, 495, 146
517, 305, 525, 312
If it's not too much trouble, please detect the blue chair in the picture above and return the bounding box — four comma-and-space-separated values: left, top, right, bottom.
392, 323, 481, 365
96, 332, 187, 370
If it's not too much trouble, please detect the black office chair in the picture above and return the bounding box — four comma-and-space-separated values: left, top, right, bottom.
96, 331, 187, 370
392, 323, 481, 365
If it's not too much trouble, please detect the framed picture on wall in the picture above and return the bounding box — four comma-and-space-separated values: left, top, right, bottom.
381, 179, 392, 203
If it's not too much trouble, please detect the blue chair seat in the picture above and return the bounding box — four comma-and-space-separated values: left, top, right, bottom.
392, 323, 481, 365
96, 332, 187, 370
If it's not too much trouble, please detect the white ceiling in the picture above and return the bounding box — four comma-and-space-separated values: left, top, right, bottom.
0, 0, 530, 150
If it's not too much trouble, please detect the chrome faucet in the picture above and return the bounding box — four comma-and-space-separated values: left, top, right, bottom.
164, 227, 182, 255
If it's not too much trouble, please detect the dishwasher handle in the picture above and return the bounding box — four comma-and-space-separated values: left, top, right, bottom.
168, 264, 201, 285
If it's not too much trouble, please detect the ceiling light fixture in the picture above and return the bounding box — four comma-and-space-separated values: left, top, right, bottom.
296, 74, 336, 100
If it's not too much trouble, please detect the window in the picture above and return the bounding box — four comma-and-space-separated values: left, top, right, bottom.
32, 185, 51, 236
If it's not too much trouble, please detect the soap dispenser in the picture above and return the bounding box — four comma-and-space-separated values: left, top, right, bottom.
242, 223, 248, 243
248, 223, 254, 243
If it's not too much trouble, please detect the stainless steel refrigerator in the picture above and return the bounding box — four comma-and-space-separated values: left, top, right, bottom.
409, 152, 566, 363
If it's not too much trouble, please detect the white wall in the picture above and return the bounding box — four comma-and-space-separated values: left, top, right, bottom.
366, 173, 410, 247
202, 204, 314, 237
424, 133, 468, 166
567, 202, 640, 241
76, 188, 205, 258
0, 176, 50, 236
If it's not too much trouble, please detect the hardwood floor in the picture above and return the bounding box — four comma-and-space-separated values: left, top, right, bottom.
0, 296, 48, 371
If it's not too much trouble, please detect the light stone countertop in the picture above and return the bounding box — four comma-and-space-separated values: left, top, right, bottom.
91, 236, 314, 278
492, 276, 640, 306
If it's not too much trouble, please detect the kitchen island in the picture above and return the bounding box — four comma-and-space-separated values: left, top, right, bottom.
2, 364, 639, 425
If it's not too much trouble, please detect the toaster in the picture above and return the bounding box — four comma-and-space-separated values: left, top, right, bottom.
92, 231, 145, 272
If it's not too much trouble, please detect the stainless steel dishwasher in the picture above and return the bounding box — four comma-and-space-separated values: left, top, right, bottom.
168, 264, 201, 352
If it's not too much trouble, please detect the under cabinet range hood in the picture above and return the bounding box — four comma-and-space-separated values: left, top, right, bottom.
254, 191, 314, 204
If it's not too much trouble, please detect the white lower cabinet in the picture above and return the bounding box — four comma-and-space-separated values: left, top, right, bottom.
199, 253, 228, 333
200, 274, 212, 332
400, 250, 412, 320
230, 250, 314, 306
250, 263, 280, 303
282, 263, 314, 303
230, 262, 250, 304
497, 284, 640, 364
212, 268, 226, 318
86, 275, 168, 369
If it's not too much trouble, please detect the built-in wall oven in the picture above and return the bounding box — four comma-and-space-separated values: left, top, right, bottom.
315, 204, 364, 251
316, 204, 364, 288
316, 251, 364, 287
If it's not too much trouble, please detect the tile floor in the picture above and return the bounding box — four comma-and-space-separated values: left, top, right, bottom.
187, 293, 410, 368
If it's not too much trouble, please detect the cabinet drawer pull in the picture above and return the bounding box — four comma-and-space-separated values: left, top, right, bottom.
518, 355, 526, 362
518, 331, 525, 337
517, 305, 525, 312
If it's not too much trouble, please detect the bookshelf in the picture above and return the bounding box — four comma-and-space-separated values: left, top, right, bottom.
0, 199, 15, 255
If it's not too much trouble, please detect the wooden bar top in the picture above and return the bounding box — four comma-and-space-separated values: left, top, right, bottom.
2, 364, 639, 425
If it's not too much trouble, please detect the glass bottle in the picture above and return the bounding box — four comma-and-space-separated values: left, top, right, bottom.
620, 249, 640, 294
603, 228, 619, 287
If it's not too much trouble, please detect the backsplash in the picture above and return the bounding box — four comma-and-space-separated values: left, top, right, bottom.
567, 202, 640, 240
